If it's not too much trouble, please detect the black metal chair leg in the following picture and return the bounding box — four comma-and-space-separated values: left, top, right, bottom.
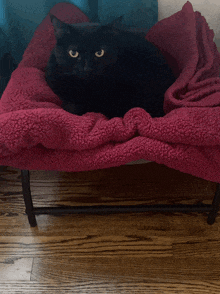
21, 170, 37, 227
207, 183, 220, 225
20, 168, 220, 227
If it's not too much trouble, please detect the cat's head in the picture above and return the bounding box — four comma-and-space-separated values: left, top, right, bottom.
50, 14, 124, 79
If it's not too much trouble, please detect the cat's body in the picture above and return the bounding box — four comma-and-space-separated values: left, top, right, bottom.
45, 15, 176, 118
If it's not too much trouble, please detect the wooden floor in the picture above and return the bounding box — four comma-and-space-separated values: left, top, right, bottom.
0, 163, 220, 293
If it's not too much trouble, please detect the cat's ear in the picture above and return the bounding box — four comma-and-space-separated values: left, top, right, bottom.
103, 16, 124, 36
49, 13, 70, 38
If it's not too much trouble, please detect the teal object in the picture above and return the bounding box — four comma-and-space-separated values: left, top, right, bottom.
0, 0, 158, 64
99, 0, 157, 27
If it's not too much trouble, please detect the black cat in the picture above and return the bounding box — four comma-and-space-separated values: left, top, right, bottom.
45, 14, 175, 118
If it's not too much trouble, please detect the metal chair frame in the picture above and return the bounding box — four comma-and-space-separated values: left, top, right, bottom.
21, 169, 220, 227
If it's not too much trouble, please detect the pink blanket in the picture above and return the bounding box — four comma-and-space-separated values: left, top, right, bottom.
0, 1, 220, 183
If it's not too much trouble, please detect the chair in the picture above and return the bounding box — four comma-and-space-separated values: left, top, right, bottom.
1, 3, 220, 227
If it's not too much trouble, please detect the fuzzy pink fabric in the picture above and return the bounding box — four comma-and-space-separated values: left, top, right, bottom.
0, 1, 220, 183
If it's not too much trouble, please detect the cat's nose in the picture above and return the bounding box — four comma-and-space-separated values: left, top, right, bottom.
83, 65, 92, 72
83, 60, 92, 72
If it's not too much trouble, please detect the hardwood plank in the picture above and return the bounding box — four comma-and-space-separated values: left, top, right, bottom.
0, 234, 172, 258
0, 221, 219, 258
0, 281, 219, 293
0, 209, 217, 237
31, 256, 220, 282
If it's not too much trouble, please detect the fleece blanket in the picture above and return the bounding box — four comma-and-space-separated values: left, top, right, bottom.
0, 1, 220, 183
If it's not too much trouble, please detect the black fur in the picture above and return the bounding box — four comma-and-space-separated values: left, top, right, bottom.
45, 14, 175, 118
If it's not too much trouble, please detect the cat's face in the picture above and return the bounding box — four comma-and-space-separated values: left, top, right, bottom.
50, 15, 122, 79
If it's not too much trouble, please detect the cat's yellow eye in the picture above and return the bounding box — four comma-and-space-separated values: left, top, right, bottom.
95, 49, 105, 58
69, 50, 79, 58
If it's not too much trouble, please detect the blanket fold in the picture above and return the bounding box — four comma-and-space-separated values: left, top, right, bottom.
0, 1, 220, 183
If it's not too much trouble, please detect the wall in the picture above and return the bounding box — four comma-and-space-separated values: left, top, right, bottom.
158, 0, 220, 46
98, 0, 157, 29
